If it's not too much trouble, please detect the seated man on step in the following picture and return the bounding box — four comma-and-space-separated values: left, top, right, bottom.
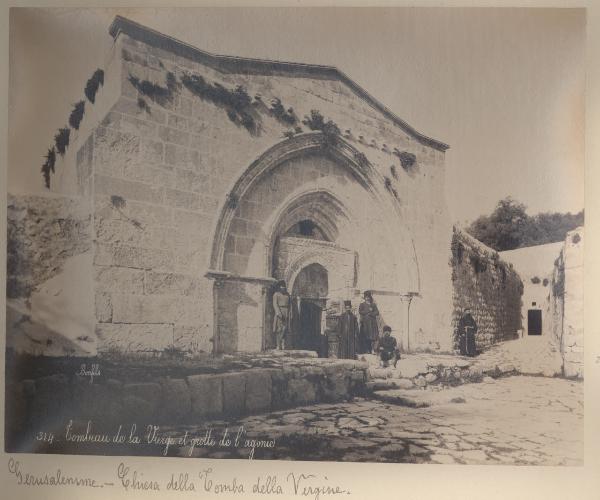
378, 325, 400, 368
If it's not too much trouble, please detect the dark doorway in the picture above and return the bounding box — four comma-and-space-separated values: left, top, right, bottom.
528, 309, 542, 335
290, 263, 328, 355
297, 300, 325, 353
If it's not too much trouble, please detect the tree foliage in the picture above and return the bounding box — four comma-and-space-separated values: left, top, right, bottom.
466, 197, 584, 251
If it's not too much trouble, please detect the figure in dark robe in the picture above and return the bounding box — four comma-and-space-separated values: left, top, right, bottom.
457, 308, 478, 357
272, 280, 291, 350
359, 290, 379, 354
338, 300, 359, 359
378, 325, 400, 368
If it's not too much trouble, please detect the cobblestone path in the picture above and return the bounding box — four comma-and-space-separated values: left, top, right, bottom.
173, 376, 582, 466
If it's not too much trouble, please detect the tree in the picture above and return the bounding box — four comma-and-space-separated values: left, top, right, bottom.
468, 197, 529, 251
466, 197, 583, 251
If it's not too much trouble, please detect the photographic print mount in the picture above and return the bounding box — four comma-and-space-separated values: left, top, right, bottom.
5, 9, 584, 466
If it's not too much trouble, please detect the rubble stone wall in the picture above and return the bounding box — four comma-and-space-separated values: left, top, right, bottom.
7, 194, 92, 299
450, 227, 523, 352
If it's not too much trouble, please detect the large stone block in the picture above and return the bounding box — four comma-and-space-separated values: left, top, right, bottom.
111, 294, 178, 323
123, 162, 174, 187
160, 378, 192, 421
173, 325, 213, 352
139, 138, 164, 165
109, 245, 174, 271
120, 114, 158, 137
112, 96, 167, 124
95, 291, 113, 322
95, 266, 145, 294
72, 378, 117, 419
144, 271, 203, 296
173, 168, 210, 193
30, 374, 71, 424
94, 128, 140, 176
95, 174, 164, 204
245, 369, 272, 412
159, 125, 190, 146
221, 373, 246, 416
287, 378, 317, 405
323, 373, 349, 401
96, 323, 173, 352
95, 196, 173, 226
187, 374, 223, 417
164, 143, 201, 168
164, 188, 202, 211
121, 382, 162, 421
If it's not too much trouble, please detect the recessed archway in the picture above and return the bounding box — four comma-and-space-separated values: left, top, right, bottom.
207, 132, 420, 353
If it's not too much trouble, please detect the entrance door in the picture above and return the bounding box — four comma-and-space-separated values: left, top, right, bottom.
298, 300, 324, 354
290, 263, 328, 355
528, 309, 542, 335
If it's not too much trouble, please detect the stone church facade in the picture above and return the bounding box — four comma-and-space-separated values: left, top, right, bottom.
12, 16, 506, 356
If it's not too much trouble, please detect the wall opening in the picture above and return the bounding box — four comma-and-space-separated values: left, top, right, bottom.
290, 263, 328, 354
527, 309, 542, 335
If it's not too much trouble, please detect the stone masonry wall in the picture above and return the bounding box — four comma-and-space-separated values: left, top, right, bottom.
549, 227, 583, 378
55, 24, 454, 354
450, 227, 523, 352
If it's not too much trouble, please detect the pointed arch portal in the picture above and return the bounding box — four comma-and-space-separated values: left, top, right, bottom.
206, 132, 419, 353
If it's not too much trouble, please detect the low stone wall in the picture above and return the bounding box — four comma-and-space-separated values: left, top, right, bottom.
450, 227, 523, 352
365, 354, 517, 393
5, 355, 368, 451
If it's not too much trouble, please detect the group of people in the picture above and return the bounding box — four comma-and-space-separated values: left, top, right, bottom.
338, 290, 400, 367
271, 281, 399, 367
272, 280, 479, 362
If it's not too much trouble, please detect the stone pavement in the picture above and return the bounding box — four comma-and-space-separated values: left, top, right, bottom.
472, 334, 563, 377
364, 334, 565, 392
171, 376, 582, 465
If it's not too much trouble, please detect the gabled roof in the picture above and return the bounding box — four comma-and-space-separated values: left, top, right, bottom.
109, 16, 449, 152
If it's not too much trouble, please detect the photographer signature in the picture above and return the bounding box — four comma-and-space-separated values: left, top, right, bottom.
77, 364, 101, 384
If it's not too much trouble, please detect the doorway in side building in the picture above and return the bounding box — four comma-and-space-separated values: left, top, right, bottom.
527, 303, 542, 336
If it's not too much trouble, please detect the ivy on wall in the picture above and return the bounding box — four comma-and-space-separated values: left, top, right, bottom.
41, 68, 103, 189
54, 128, 70, 156
68, 101, 86, 130
84, 69, 105, 104
40, 148, 56, 189
128, 71, 178, 107
394, 149, 417, 170
180, 73, 259, 134
302, 110, 341, 147
270, 98, 297, 126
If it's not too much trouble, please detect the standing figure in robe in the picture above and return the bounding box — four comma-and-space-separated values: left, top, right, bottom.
338, 300, 359, 359
457, 307, 478, 357
272, 280, 291, 350
358, 290, 379, 354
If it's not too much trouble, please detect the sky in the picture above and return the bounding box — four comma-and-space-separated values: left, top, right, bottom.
8, 7, 585, 224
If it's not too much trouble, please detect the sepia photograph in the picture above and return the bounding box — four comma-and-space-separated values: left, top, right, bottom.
4, 6, 585, 469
